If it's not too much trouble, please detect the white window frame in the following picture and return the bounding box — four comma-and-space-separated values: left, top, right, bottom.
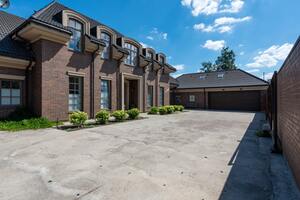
124, 43, 138, 66
101, 32, 111, 59
189, 95, 195, 102
69, 76, 83, 112
100, 79, 111, 110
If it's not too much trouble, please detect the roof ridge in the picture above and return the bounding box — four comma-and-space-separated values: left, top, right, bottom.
179, 69, 239, 77
32, 0, 56, 18
238, 69, 269, 84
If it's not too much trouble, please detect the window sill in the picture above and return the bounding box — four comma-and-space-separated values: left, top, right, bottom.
68, 48, 83, 54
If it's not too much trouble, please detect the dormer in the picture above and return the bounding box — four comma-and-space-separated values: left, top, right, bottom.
143, 48, 155, 60
96, 25, 117, 59
62, 10, 90, 35
156, 53, 166, 65
119, 37, 142, 66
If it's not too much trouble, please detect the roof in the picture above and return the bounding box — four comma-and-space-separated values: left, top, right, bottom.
169, 76, 179, 85
176, 69, 268, 89
0, 11, 33, 60
31, 1, 124, 38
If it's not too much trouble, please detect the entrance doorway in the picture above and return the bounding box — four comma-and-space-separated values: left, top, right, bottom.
124, 79, 139, 110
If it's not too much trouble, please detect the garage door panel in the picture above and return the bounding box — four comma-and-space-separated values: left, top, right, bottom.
209, 91, 261, 111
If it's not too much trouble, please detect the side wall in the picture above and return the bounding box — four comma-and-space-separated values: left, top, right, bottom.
276, 38, 300, 188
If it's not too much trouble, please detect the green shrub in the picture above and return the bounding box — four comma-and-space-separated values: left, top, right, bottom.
112, 110, 127, 122
148, 107, 159, 115
0, 118, 57, 132
127, 108, 140, 120
165, 105, 175, 114
256, 130, 271, 138
69, 111, 88, 127
177, 105, 184, 112
95, 110, 110, 124
159, 107, 168, 115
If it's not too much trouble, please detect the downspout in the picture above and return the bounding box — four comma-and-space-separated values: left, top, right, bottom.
14, 31, 35, 111
91, 44, 101, 118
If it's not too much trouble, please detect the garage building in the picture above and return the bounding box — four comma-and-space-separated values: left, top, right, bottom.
171, 69, 268, 111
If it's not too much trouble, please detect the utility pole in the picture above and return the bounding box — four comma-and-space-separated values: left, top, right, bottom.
263, 72, 265, 80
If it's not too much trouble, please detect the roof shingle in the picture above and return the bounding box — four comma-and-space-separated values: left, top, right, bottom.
176, 69, 268, 89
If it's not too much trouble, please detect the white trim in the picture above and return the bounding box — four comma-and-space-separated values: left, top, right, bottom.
0, 74, 25, 80
67, 71, 85, 77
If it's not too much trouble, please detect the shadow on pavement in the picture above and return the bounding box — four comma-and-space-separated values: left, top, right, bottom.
218, 113, 273, 200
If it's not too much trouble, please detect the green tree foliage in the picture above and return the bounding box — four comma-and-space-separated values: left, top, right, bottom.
201, 47, 237, 72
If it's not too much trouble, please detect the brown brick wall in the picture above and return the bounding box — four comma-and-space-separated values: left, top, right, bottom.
23, 39, 171, 121
277, 39, 300, 188
173, 92, 205, 109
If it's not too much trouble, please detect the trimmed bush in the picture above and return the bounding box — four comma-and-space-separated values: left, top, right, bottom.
148, 107, 159, 115
165, 105, 175, 114
112, 110, 127, 122
95, 110, 110, 124
159, 106, 168, 115
175, 105, 184, 112
127, 108, 140, 120
69, 111, 88, 127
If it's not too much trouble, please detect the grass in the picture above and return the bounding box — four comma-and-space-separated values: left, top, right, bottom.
256, 130, 271, 138
0, 118, 60, 132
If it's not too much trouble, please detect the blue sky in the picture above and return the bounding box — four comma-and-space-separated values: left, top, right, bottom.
5, 0, 300, 79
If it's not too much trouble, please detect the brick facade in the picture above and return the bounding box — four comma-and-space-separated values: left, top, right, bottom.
276, 38, 300, 188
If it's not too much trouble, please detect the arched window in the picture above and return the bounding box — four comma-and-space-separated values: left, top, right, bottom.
68, 18, 83, 52
100, 32, 111, 59
124, 43, 138, 66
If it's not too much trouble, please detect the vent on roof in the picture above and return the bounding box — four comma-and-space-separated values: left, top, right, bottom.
199, 75, 206, 80
217, 73, 224, 79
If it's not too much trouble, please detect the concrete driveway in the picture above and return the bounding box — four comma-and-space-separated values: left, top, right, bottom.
0, 110, 272, 200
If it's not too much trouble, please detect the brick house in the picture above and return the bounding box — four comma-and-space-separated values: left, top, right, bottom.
0, 2, 176, 120
172, 69, 268, 111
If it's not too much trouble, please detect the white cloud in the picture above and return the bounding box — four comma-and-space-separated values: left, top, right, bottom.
162, 33, 168, 40
193, 16, 251, 34
173, 64, 185, 71
263, 72, 274, 80
146, 36, 154, 40
240, 51, 245, 55
148, 28, 168, 40
203, 40, 225, 51
246, 69, 259, 73
181, 0, 245, 16
246, 43, 293, 68
173, 73, 184, 78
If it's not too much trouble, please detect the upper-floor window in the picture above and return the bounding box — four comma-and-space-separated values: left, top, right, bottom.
124, 43, 138, 66
159, 56, 165, 64
101, 32, 111, 59
146, 51, 154, 60
68, 19, 83, 52
0, 80, 21, 106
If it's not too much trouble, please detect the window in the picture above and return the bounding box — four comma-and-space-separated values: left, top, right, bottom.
147, 85, 153, 107
159, 56, 165, 64
146, 51, 153, 60
189, 95, 195, 102
124, 43, 138, 66
217, 73, 225, 79
159, 87, 164, 106
0, 80, 21, 106
69, 76, 83, 112
101, 80, 111, 109
175, 95, 181, 104
101, 32, 111, 59
68, 19, 83, 52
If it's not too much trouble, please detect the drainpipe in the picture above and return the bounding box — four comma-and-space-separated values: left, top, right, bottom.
91, 44, 101, 118
14, 32, 35, 111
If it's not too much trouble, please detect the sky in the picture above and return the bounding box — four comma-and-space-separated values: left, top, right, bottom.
4, 0, 300, 80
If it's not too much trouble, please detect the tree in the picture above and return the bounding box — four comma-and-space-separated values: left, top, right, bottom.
200, 47, 237, 72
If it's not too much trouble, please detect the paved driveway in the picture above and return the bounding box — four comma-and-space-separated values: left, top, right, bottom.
0, 110, 271, 200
